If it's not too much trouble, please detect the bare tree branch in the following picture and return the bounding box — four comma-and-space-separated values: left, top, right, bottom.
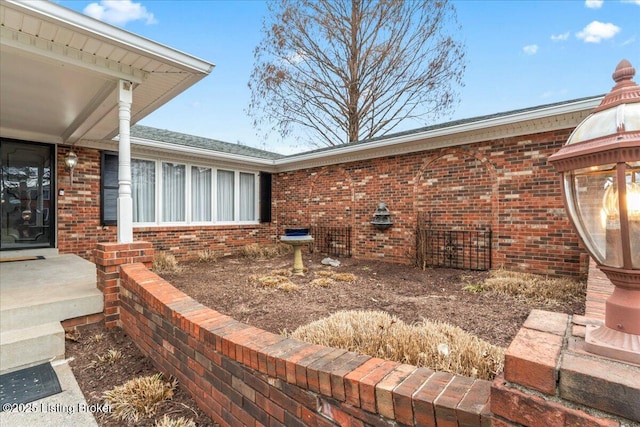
248, 0, 466, 147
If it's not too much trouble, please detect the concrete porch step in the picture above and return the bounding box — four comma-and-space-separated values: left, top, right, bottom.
0, 322, 65, 373
0, 254, 103, 332
0, 283, 104, 332
0, 254, 104, 372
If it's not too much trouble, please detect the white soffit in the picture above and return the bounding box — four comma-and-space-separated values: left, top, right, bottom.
0, 0, 213, 145
272, 96, 604, 172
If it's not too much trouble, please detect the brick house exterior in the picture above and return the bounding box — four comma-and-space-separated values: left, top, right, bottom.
51, 97, 600, 278
0, 1, 599, 279
273, 128, 586, 276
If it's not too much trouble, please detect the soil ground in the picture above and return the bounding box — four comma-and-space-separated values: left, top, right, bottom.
66, 323, 217, 427
161, 253, 585, 348
66, 252, 585, 426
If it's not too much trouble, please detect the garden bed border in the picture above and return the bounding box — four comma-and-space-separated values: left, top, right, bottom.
96, 242, 491, 426
97, 242, 633, 426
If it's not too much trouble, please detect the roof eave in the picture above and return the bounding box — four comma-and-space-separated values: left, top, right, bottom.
130, 137, 277, 169
5, 0, 214, 74
273, 96, 604, 172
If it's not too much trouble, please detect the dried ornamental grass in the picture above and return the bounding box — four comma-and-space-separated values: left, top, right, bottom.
310, 277, 336, 287
277, 282, 301, 292
315, 270, 334, 277
481, 269, 586, 305
331, 272, 357, 283
155, 414, 196, 427
314, 270, 357, 283
103, 373, 177, 423
197, 249, 218, 263
240, 243, 292, 259
290, 310, 504, 380
250, 274, 299, 291
152, 252, 183, 274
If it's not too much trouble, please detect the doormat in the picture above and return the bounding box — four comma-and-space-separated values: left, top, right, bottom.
0, 362, 62, 410
0, 256, 45, 263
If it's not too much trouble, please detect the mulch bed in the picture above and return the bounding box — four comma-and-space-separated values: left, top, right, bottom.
66, 323, 217, 427
66, 252, 585, 426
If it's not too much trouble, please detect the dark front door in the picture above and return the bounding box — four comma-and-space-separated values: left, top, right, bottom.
0, 140, 54, 250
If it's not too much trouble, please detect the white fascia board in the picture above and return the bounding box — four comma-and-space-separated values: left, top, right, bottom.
128, 137, 277, 169
5, 0, 214, 74
273, 96, 603, 168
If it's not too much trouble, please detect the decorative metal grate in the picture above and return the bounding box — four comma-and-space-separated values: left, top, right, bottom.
417, 225, 492, 271
309, 225, 352, 257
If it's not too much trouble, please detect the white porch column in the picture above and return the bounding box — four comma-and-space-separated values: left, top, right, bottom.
117, 80, 134, 243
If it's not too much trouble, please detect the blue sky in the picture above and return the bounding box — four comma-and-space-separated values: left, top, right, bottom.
57, 0, 640, 154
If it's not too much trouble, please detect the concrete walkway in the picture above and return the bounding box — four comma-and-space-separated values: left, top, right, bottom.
0, 359, 99, 427
1, 249, 102, 426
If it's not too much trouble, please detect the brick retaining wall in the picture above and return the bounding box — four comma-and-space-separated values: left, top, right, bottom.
117, 261, 492, 426
491, 310, 639, 426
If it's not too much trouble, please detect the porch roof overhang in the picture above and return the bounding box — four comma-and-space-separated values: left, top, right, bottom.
0, 0, 214, 146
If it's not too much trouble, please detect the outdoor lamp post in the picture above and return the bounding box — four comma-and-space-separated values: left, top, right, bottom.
549, 59, 640, 364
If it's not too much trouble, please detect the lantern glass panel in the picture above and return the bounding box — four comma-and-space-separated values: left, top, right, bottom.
628, 163, 640, 268
566, 164, 623, 268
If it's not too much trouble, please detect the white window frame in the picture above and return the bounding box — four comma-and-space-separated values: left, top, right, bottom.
130, 157, 259, 226
131, 156, 157, 227
160, 161, 187, 225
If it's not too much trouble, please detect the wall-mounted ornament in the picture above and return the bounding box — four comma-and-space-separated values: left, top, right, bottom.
371, 202, 393, 230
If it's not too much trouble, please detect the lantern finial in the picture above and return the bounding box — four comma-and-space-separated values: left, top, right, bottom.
612, 59, 634, 84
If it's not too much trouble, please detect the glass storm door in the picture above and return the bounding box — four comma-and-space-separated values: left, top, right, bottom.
0, 141, 54, 250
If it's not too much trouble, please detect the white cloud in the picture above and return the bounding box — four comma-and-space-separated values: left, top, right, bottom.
84, 1, 157, 26
621, 36, 636, 46
576, 21, 620, 43
585, 0, 603, 9
621, 0, 640, 5
523, 44, 539, 55
551, 32, 570, 42
541, 89, 569, 99
286, 51, 307, 65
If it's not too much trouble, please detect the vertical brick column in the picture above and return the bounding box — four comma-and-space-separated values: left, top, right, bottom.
491, 309, 639, 426
94, 241, 154, 328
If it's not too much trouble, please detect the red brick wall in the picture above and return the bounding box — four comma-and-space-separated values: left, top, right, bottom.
117, 261, 492, 426
59, 128, 587, 276
274, 129, 588, 276
56, 146, 276, 262
57, 146, 113, 259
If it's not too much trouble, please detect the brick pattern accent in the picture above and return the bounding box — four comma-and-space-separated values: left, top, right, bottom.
116, 262, 491, 426
491, 309, 639, 426
274, 129, 588, 276
60, 313, 105, 331
57, 146, 276, 262
57, 146, 114, 260
94, 242, 154, 328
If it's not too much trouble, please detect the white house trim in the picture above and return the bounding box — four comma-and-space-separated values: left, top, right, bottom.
271, 96, 603, 172
77, 96, 604, 174
3, 0, 213, 74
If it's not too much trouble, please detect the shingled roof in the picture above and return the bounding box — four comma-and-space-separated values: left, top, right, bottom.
130, 125, 284, 160
129, 95, 602, 161
292, 94, 604, 157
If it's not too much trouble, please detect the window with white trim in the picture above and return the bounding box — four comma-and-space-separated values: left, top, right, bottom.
101, 153, 264, 225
